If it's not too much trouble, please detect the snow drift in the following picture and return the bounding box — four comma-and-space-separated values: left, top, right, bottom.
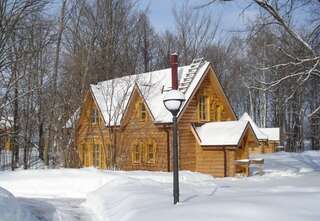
84, 151, 320, 221
84, 171, 217, 221
0, 186, 39, 221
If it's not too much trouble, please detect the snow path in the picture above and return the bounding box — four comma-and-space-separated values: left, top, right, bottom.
18, 197, 94, 221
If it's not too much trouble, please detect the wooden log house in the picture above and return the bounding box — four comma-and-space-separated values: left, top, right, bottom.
239, 113, 280, 154
73, 56, 261, 177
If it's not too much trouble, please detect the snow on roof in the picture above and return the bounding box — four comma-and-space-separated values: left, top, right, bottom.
239, 112, 268, 140
91, 61, 210, 126
192, 121, 250, 146
260, 128, 280, 141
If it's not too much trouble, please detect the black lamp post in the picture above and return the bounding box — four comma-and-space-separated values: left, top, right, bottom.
163, 89, 185, 204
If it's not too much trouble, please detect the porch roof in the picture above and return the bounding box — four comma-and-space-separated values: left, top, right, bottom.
191, 121, 256, 146
260, 128, 280, 141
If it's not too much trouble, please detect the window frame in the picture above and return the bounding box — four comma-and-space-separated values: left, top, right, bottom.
146, 141, 156, 163
81, 144, 87, 166
216, 104, 223, 121
91, 108, 99, 124
140, 102, 147, 121
198, 95, 210, 122
93, 143, 100, 167
132, 142, 141, 164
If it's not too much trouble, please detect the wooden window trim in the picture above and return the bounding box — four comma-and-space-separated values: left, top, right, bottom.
146, 141, 156, 164
132, 142, 141, 164
93, 143, 100, 167
91, 108, 99, 125
198, 95, 210, 122
216, 104, 223, 122
139, 102, 147, 121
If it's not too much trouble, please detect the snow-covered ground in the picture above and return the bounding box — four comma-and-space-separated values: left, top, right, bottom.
0, 151, 319, 221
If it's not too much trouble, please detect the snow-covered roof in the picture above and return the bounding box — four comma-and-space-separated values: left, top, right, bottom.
239, 112, 268, 140
191, 121, 253, 146
90, 61, 211, 126
260, 128, 280, 141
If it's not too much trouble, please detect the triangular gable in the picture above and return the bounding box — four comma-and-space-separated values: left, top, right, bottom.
90, 76, 135, 126
177, 64, 237, 122
120, 84, 155, 125
76, 90, 106, 128
239, 112, 268, 140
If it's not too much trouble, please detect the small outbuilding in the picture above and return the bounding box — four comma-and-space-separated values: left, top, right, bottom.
191, 121, 258, 177
240, 113, 280, 155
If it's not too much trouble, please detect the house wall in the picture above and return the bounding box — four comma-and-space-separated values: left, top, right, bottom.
178, 68, 237, 172
234, 128, 254, 176
265, 141, 279, 153
76, 92, 108, 168
195, 144, 239, 177
249, 140, 268, 155
118, 90, 169, 171
249, 140, 272, 155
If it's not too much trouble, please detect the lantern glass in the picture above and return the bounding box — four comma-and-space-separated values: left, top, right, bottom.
163, 90, 185, 115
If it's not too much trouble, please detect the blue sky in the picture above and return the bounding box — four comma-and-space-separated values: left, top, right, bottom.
48, 0, 308, 38
138, 0, 259, 34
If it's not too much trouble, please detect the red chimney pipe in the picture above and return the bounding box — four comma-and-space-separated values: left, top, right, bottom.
171, 53, 178, 90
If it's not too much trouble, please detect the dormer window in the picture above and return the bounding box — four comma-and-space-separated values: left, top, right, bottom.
91, 108, 98, 124
198, 95, 210, 121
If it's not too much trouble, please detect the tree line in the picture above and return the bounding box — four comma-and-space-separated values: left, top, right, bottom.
0, 0, 319, 169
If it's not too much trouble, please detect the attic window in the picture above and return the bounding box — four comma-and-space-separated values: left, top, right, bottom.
137, 102, 147, 121
91, 108, 98, 124
198, 96, 210, 122
216, 104, 223, 121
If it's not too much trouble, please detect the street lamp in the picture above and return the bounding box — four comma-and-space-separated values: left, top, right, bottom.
163, 89, 185, 204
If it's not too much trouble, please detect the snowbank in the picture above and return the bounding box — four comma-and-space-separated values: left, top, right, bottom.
84, 171, 216, 221
0, 151, 319, 221
0, 186, 39, 221
84, 151, 320, 221
0, 168, 114, 198
253, 151, 320, 176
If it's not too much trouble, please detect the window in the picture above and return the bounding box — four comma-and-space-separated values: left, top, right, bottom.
147, 142, 156, 163
198, 96, 210, 121
107, 144, 112, 166
132, 143, 140, 163
136, 101, 147, 121
216, 104, 223, 121
140, 102, 147, 121
81, 144, 86, 165
93, 144, 100, 167
91, 108, 98, 124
